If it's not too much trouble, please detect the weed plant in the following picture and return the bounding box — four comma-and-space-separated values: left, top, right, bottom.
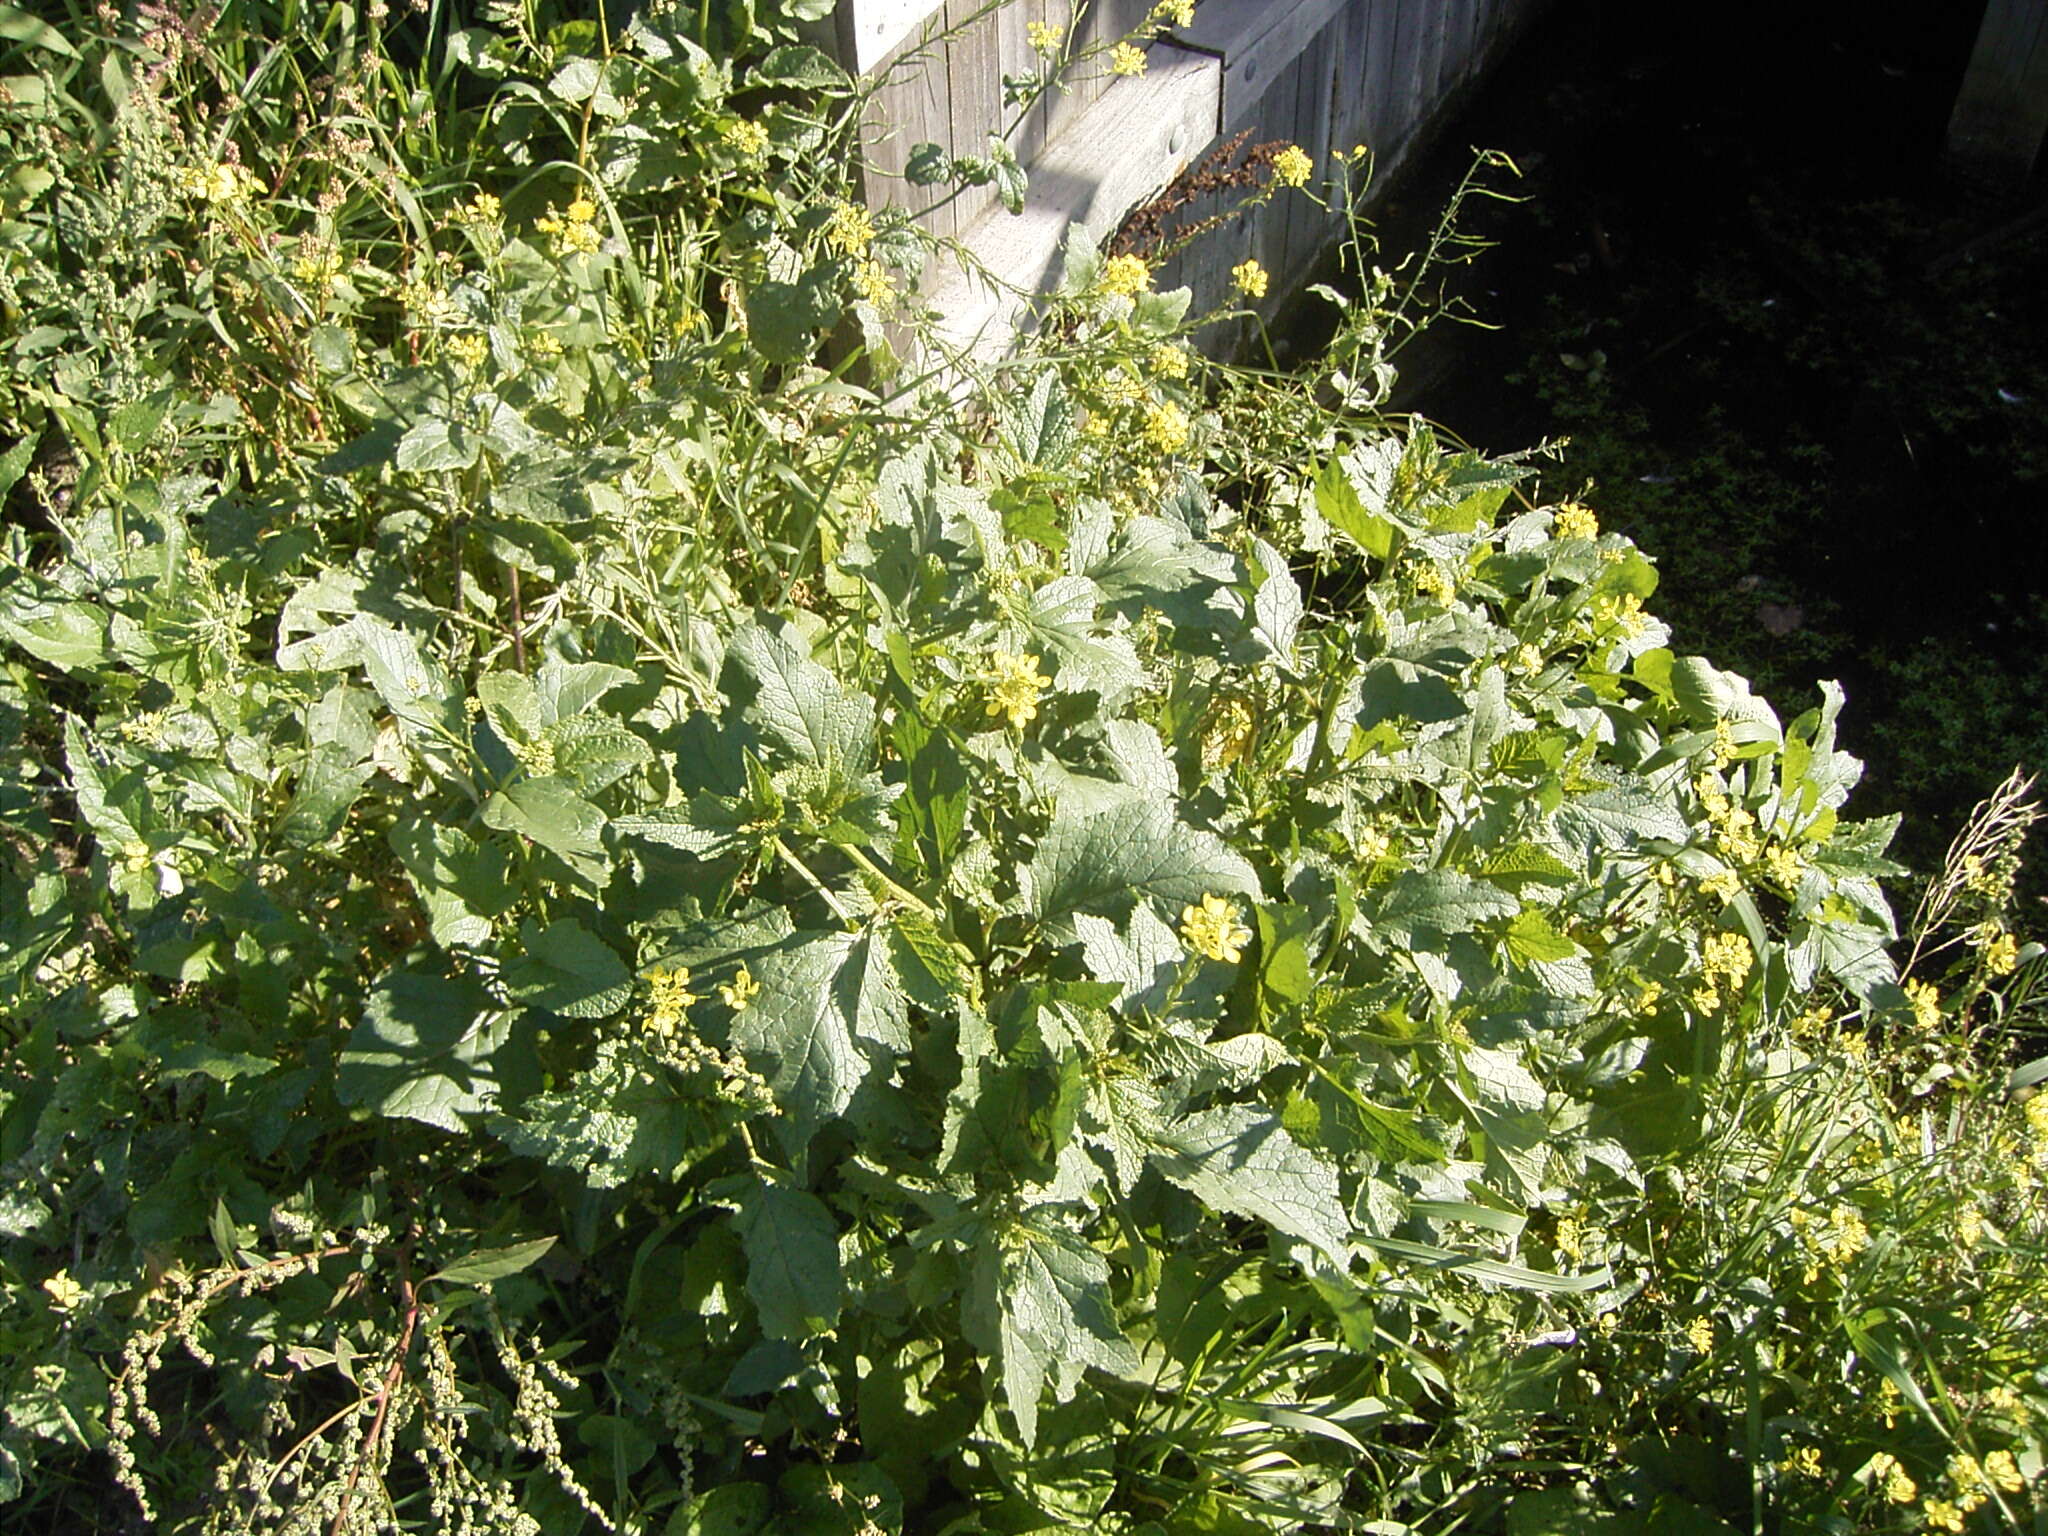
0, 2, 2042, 1532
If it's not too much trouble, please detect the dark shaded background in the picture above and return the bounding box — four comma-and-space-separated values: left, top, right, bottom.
1359, 0, 2048, 890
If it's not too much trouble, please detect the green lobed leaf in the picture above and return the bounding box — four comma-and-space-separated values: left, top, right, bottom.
732, 1173, 843, 1339
1150, 1104, 1351, 1265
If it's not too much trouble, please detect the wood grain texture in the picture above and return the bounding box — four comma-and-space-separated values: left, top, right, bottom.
1947, 0, 2048, 184
920, 41, 1222, 368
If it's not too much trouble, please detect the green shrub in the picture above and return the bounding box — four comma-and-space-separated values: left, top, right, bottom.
1, 3, 2043, 1533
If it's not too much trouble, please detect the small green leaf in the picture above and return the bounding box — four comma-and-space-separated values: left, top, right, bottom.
427, 1236, 557, 1286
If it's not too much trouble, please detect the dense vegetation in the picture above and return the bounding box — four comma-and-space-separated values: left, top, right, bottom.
1, 2, 2042, 1532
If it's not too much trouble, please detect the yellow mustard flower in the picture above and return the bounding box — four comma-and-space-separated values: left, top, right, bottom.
722, 119, 769, 156
1099, 252, 1152, 297
1903, 978, 1942, 1032
1099, 368, 1146, 407
1765, 842, 1807, 888
445, 332, 488, 371
42, 1271, 87, 1311
1152, 0, 1194, 25
1150, 343, 1190, 378
825, 199, 876, 256
1983, 1450, 2025, 1493
1109, 41, 1147, 76
1981, 929, 2019, 976
1778, 1446, 1824, 1479
646, 967, 697, 1039
1027, 19, 1063, 52
1180, 893, 1251, 964
1684, 1316, 1713, 1353
852, 258, 895, 307
1922, 1498, 1966, 1533
718, 964, 761, 1012
1701, 930, 1753, 991
460, 191, 502, 224
1553, 502, 1599, 540
1271, 143, 1313, 188
178, 161, 257, 204
984, 651, 1052, 729
1231, 258, 1269, 298
1868, 1452, 1918, 1504
536, 200, 602, 256
1143, 400, 1190, 454
1591, 589, 1649, 639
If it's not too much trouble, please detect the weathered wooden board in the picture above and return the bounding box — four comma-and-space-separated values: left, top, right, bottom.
920, 41, 1223, 369
848, 0, 1541, 363
862, 22, 958, 241
842, 0, 947, 74
1174, 0, 1351, 136
1947, 0, 2048, 186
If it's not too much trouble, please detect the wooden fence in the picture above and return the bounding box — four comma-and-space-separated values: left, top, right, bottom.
832, 0, 1541, 362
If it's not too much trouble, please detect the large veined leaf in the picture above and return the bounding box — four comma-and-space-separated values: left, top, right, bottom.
1549, 782, 1691, 862
729, 929, 908, 1157
337, 970, 508, 1133
721, 620, 876, 770
732, 1174, 843, 1339
481, 777, 610, 889
503, 918, 632, 1018
1022, 792, 1260, 925
1012, 575, 1145, 704
492, 1037, 741, 1186
1370, 871, 1519, 944
1150, 1105, 1352, 1265
975, 1224, 1139, 1449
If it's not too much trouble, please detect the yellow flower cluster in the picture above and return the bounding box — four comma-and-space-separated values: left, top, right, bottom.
1590, 589, 1648, 639
1144, 400, 1189, 454
458, 191, 502, 225
1866, 1452, 1918, 1504
445, 332, 489, 371
1777, 1446, 1824, 1479
1701, 929, 1753, 991
42, 1270, 86, 1311
1903, 977, 1942, 1032
1683, 1316, 1713, 1353
1027, 19, 1063, 52
1180, 893, 1251, 964
984, 651, 1052, 729
646, 967, 698, 1039
1553, 502, 1599, 540
852, 258, 895, 308
1150, 343, 1189, 378
292, 237, 343, 290
1410, 561, 1453, 603
1231, 258, 1269, 298
1109, 41, 1147, 76
717, 964, 760, 1011
178, 161, 258, 204
1938, 1448, 2024, 1518
722, 119, 769, 156
1789, 1202, 1869, 1282
1201, 696, 1255, 771
1098, 253, 1152, 297
536, 195, 602, 256
1764, 841, 1807, 889
1978, 926, 2019, 976
1152, 0, 1194, 24
1271, 144, 1313, 188
825, 199, 876, 256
